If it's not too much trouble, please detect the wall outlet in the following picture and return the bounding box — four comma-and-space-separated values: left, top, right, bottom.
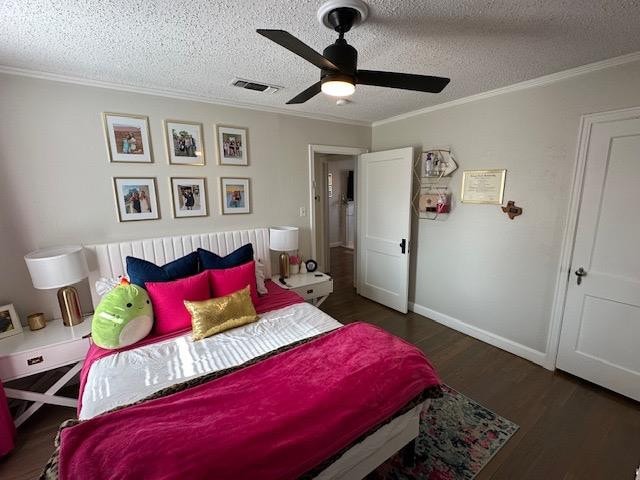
299, 207, 306, 217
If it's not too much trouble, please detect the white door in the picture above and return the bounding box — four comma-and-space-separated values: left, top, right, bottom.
557, 113, 640, 402
357, 147, 413, 313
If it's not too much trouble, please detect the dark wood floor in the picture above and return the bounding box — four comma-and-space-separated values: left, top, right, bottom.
322, 247, 640, 480
1, 246, 639, 479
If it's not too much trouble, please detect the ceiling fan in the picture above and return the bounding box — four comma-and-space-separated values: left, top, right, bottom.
257, 0, 450, 105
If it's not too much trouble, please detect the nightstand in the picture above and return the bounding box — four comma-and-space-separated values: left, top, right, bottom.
272, 272, 333, 307
0, 316, 92, 427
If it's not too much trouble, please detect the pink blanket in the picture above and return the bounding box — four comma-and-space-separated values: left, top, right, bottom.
77, 280, 303, 413
60, 322, 440, 480
0, 380, 14, 456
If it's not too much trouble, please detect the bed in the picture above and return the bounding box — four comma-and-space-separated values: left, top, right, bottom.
43, 228, 441, 480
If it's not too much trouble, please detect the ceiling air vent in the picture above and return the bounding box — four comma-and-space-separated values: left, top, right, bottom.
231, 78, 281, 94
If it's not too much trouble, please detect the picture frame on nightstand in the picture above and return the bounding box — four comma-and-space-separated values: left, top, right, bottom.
0, 304, 22, 340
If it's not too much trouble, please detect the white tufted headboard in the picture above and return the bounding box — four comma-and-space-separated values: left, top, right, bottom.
84, 228, 271, 308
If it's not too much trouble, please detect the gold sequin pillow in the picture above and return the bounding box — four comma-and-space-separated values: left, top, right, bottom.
184, 286, 258, 341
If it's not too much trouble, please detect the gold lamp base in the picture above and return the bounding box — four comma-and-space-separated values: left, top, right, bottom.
278, 252, 290, 280
57, 286, 84, 326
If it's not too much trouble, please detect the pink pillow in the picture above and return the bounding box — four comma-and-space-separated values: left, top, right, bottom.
146, 271, 211, 335
208, 261, 258, 305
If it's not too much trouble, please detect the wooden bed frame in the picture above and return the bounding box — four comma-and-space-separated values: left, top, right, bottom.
83, 227, 421, 479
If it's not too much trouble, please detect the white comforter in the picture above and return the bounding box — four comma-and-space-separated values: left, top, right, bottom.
80, 303, 341, 420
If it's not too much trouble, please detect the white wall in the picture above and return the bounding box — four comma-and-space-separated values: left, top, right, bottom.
372, 60, 640, 365
0, 74, 370, 322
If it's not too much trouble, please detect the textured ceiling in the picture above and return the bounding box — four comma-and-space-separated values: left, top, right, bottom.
1, 0, 640, 123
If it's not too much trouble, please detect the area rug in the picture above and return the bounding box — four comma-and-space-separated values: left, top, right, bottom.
368, 385, 518, 480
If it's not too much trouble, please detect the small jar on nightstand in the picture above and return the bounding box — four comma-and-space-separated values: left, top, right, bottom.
27, 313, 47, 331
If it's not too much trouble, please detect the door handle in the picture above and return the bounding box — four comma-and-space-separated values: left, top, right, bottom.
399, 238, 406, 254
574, 267, 587, 285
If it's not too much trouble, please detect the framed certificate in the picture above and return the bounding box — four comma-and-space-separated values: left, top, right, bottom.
461, 169, 506, 204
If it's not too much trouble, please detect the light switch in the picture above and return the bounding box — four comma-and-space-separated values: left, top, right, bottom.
299, 207, 306, 217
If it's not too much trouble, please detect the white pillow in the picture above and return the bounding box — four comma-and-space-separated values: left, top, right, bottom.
255, 260, 268, 295
95, 276, 128, 297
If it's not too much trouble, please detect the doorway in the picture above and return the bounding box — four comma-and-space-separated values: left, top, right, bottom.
310, 145, 415, 313
317, 154, 356, 273
309, 145, 367, 279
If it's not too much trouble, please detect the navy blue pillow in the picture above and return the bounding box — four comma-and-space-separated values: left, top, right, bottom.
126, 251, 200, 288
197, 244, 254, 271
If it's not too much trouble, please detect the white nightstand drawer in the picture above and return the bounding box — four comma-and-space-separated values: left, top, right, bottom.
293, 279, 333, 301
0, 337, 90, 381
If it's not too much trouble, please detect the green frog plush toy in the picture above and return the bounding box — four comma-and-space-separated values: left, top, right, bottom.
92, 278, 153, 349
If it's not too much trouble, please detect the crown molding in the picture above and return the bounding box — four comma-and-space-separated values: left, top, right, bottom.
3, 50, 640, 129
0, 65, 370, 127
372, 51, 640, 127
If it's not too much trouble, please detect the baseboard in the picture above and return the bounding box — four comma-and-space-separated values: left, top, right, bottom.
330, 241, 344, 248
409, 302, 552, 369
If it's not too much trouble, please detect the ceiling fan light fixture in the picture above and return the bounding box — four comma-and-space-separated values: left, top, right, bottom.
321, 80, 355, 97
321, 74, 355, 97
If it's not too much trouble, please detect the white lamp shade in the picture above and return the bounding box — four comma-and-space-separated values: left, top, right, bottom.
269, 226, 299, 252
24, 246, 89, 290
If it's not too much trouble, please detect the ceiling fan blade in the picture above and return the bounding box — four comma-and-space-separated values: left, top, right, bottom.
286, 82, 322, 104
357, 70, 450, 93
257, 29, 339, 71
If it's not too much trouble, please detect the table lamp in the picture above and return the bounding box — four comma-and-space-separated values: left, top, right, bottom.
269, 226, 299, 280
24, 246, 89, 326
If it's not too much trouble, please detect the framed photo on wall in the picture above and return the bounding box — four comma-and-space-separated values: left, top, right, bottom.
216, 125, 249, 166
170, 177, 208, 218
460, 169, 506, 204
103, 112, 153, 163
164, 120, 205, 165
220, 177, 251, 214
0, 304, 22, 340
113, 177, 160, 222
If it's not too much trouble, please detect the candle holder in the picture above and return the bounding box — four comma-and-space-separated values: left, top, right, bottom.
27, 312, 47, 331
